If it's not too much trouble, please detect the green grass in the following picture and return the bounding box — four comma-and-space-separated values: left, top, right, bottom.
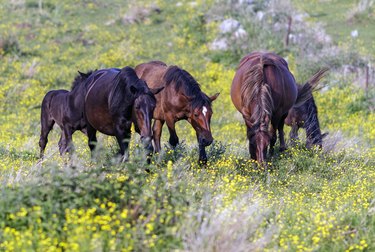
0, 0, 374, 251
292, 0, 375, 53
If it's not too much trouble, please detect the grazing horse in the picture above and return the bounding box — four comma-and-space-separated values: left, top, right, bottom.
285, 94, 327, 148
39, 70, 93, 159
84, 66, 162, 162
135, 61, 220, 163
231, 51, 328, 163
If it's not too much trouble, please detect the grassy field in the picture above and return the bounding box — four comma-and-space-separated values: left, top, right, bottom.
0, 0, 374, 251
293, 0, 375, 52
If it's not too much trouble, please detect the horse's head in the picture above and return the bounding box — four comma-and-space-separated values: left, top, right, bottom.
246, 117, 271, 164
188, 93, 220, 148
132, 82, 164, 152
255, 130, 270, 163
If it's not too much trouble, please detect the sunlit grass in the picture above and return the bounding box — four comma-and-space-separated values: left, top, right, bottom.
0, 0, 374, 251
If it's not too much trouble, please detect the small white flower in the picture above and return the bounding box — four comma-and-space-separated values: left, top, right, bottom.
351, 30, 358, 38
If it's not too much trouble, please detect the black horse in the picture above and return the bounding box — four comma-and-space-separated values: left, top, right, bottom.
84, 67, 163, 162
285, 94, 328, 148
39, 70, 93, 158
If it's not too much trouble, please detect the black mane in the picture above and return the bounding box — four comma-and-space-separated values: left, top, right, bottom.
304, 96, 323, 146
71, 70, 95, 90
109, 67, 155, 116
164, 66, 211, 109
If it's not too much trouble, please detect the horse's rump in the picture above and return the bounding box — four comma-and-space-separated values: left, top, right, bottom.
238, 52, 297, 128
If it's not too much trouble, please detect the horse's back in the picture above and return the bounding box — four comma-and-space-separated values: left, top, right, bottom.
135, 61, 168, 89
231, 52, 298, 117
84, 69, 122, 135
42, 90, 68, 112
40, 90, 69, 126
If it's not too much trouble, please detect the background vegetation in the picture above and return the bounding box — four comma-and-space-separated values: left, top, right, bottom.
0, 0, 374, 251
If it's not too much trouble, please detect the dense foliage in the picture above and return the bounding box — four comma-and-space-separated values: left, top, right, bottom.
0, 0, 374, 251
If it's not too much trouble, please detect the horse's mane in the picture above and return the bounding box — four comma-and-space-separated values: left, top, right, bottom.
240, 54, 277, 132
147, 60, 167, 66
164, 66, 211, 109
109, 67, 138, 112
71, 70, 95, 90
301, 94, 323, 146
109, 67, 154, 115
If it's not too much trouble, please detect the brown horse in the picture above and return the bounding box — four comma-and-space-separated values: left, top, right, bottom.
39, 70, 93, 158
231, 51, 328, 163
135, 61, 220, 163
285, 93, 328, 148
84, 67, 163, 162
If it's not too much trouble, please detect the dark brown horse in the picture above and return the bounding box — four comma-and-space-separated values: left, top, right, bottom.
285, 93, 327, 148
39, 70, 93, 158
231, 51, 328, 163
135, 61, 220, 163
84, 66, 163, 162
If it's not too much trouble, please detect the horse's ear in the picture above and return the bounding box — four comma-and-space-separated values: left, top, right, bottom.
150, 86, 164, 95
78, 70, 90, 78
322, 132, 329, 139
209, 92, 220, 102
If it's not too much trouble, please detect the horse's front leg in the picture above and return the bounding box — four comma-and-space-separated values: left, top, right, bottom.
115, 128, 131, 162
278, 115, 288, 152
152, 119, 165, 153
198, 144, 208, 164
269, 124, 277, 156
196, 131, 209, 164
165, 116, 179, 148
246, 127, 256, 160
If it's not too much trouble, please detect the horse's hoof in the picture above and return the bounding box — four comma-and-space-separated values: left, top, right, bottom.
198, 159, 207, 166
279, 146, 287, 152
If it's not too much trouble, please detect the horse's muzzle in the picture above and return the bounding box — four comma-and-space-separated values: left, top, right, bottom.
198, 136, 213, 147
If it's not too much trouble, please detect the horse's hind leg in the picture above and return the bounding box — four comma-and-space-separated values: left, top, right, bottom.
60, 127, 74, 155
58, 133, 66, 155
87, 124, 97, 155
39, 115, 55, 159
278, 115, 288, 152
115, 129, 131, 162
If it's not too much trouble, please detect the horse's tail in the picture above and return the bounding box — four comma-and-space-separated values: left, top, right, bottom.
40, 91, 55, 117
241, 55, 274, 129
39, 90, 60, 158
304, 96, 323, 148
295, 68, 329, 107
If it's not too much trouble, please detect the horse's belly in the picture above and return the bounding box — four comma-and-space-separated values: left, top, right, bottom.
86, 107, 116, 136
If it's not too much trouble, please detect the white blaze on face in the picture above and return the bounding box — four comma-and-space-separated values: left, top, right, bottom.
202, 106, 208, 117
